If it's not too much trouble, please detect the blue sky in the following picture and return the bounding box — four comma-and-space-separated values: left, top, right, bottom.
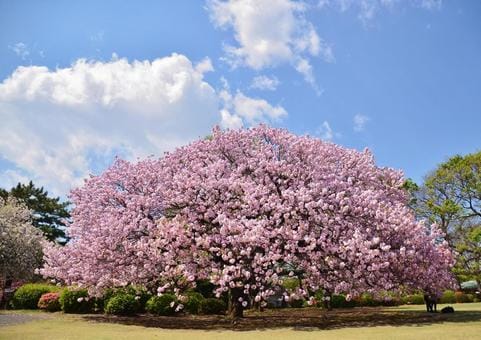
0, 0, 480, 196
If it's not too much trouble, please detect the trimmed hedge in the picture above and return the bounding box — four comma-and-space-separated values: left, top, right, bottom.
330, 294, 357, 308
146, 294, 178, 316
59, 288, 93, 313
10, 283, 60, 309
184, 292, 205, 314
439, 290, 456, 304
402, 294, 425, 305
200, 298, 226, 315
104, 294, 140, 316
99, 286, 151, 313
289, 298, 304, 308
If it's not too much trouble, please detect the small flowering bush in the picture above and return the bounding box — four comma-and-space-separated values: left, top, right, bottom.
37, 292, 61, 312
10, 283, 59, 309
146, 294, 180, 316
200, 298, 226, 315
104, 294, 140, 316
59, 288, 93, 313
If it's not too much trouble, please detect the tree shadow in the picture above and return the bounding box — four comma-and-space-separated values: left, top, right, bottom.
82, 307, 481, 331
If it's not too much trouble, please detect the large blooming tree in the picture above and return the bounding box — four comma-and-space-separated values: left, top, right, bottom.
0, 198, 44, 294
41, 126, 455, 318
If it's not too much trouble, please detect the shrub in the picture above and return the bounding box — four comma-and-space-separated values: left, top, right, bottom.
357, 293, 377, 307
184, 292, 204, 314
10, 283, 59, 309
59, 288, 93, 313
99, 286, 151, 313
402, 294, 425, 305
194, 280, 215, 298
331, 295, 356, 308
200, 298, 226, 315
146, 294, 178, 316
440, 290, 456, 304
454, 291, 474, 303
104, 294, 140, 316
289, 298, 304, 308
282, 277, 299, 291
37, 292, 61, 312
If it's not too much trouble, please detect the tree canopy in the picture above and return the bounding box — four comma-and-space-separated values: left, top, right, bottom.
407, 151, 481, 284
0, 181, 70, 243
41, 126, 455, 318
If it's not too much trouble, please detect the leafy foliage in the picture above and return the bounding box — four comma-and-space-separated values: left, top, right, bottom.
407, 151, 481, 284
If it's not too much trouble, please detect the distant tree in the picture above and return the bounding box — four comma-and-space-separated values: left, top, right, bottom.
0, 181, 70, 243
407, 151, 481, 283
0, 197, 44, 292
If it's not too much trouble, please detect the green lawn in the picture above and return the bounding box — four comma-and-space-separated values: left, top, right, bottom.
1, 303, 481, 340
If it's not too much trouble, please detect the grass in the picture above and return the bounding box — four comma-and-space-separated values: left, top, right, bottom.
1, 303, 481, 340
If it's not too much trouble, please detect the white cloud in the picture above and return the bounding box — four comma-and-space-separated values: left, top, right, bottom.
90, 31, 105, 42
316, 121, 339, 140
320, 0, 442, 24
0, 54, 286, 196
418, 0, 442, 10
353, 113, 369, 132
9, 42, 30, 60
250, 75, 280, 91
220, 89, 287, 128
0, 169, 30, 190
207, 0, 333, 88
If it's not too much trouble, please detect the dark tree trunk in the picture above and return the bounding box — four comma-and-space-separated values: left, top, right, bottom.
323, 292, 332, 311
228, 287, 244, 319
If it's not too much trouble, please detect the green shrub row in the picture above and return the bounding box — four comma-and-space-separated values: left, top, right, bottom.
10, 283, 61, 309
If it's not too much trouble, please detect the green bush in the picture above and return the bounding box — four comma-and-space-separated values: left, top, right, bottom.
402, 294, 425, 305
331, 294, 356, 308
282, 277, 299, 291
184, 292, 204, 314
289, 298, 304, 308
439, 290, 456, 304
200, 298, 226, 315
454, 291, 474, 303
99, 286, 151, 313
10, 283, 60, 309
194, 280, 215, 298
59, 288, 94, 313
357, 293, 377, 307
146, 294, 178, 316
104, 294, 140, 316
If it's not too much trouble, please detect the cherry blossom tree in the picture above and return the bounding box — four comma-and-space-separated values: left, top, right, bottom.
41, 126, 455, 318
0, 198, 44, 296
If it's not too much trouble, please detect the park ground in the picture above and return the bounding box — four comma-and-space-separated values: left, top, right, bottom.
1, 303, 480, 340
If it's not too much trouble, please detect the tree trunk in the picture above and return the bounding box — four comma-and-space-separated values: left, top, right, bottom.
228, 287, 244, 319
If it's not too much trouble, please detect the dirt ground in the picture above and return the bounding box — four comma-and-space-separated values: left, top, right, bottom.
82, 306, 478, 331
